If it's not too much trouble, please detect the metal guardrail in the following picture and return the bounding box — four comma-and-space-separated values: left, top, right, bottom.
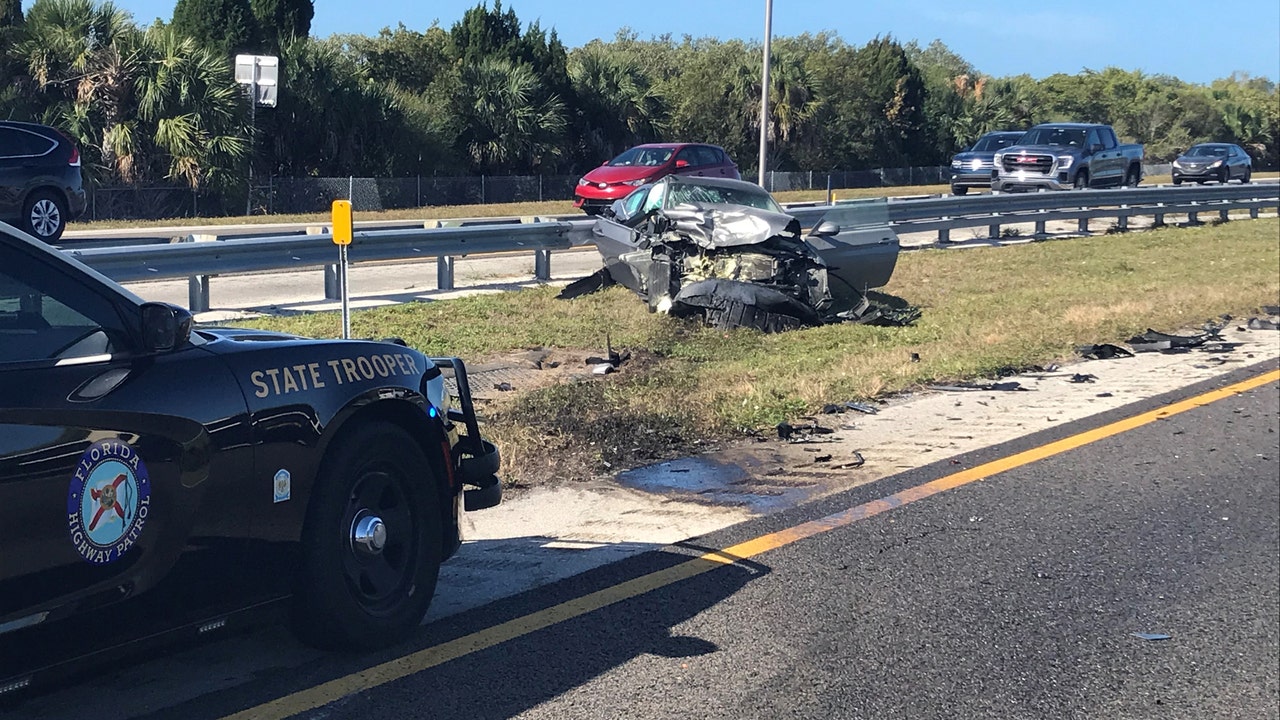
66, 184, 1279, 313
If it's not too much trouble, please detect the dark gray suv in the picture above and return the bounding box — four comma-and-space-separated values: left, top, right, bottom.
0, 121, 87, 242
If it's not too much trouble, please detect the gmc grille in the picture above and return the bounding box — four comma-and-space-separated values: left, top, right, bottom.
1002, 154, 1054, 174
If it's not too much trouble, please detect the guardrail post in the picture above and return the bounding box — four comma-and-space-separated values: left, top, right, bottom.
324, 265, 341, 299
534, 249, 552, 281
1154, 202, 1165, 226
1189, 202, 1200, 224
188, 275, 210, 313
1219, 204, 1230, 222
988, 218, 1000, 240
1117, 205, 1129, 232
1035, 208, 1047, 237
938, 227, 949, 244
183, 233, 218, 313
437, 256, 455, 290
1250, 205, 1259, 219
1078, 217, 1089, 234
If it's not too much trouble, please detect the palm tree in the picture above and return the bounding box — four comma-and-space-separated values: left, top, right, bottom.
456, 57, 567, 174
135, 25, 248, 189
569, 45, 665, 161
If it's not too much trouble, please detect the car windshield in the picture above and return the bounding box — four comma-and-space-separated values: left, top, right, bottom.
1185, 145, 1229, 158
664, 181, 782, 213
1019, 128, 1087, 147
972, 134, 1023, 152
609, 147, 674, 167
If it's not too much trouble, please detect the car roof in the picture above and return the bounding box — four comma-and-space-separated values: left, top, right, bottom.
0, 120, 63, 137
1029, 123, 1103, 129
631, 142, 719, 150
657, 175, 766, 192
1188, 142, 1233, 148
0, 220, 146, 306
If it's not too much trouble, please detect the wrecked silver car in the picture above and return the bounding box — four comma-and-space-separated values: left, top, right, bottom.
561, 176, 912, 332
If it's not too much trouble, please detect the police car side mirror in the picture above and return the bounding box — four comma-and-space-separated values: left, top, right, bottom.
140, 302, 193, 352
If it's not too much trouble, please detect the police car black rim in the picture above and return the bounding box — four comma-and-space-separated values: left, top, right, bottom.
340, 465, 415, 611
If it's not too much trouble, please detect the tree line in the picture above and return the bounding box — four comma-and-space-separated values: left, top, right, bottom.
2, 0, 1276, 204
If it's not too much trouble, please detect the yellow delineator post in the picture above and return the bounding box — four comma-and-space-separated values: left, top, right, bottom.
332, 200, 353, 338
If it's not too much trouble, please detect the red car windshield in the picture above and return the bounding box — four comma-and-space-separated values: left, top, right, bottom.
609, 147, 675, 167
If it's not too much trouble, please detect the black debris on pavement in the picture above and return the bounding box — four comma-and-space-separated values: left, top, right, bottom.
1077, 343, 1136, 360
493, 382, 514, 392
931, 381, 1029, 392
1069, 373, 1098, 384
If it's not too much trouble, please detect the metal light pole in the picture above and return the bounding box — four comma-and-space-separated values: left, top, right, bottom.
757, 0, 773, 188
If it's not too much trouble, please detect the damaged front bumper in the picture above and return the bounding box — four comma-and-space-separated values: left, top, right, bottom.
428, 357, 502, 511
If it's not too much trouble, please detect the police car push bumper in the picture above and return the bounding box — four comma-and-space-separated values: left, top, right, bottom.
429, 356, 502, 511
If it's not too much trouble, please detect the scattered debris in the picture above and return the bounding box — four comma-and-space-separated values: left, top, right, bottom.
591, 364, 615, 375
493, 382, 514, 392
1248, 317, 1280, 331
776, 420, 836, 443
1126, 328, 1218, 353
910, 352, 921, 363
813, 454, 833, 463
1130, 632, 1172, 641
1077, 343, 1135, 360
844, 402, 880, 415
831, 451, 866, 470
1069, 373, 1098, 384
1097, 392, 1115, 398
932, 381, 1029, 392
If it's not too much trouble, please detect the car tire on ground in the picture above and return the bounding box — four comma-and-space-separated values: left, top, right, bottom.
1073, 171, 1089, 190
1124, 165, 1140, 187
294, 421, 442, 650
23, 190, 67, 243
1242, 168, 1251, 184
1220, 168, 1231, 185
951, 185, 968, 196
1173, 177, 1183, 186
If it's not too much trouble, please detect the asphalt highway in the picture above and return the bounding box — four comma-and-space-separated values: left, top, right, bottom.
5, 364, 1266, 720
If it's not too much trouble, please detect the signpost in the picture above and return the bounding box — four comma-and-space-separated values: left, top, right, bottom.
332, 200, 353, 339
235, 54, 279, 216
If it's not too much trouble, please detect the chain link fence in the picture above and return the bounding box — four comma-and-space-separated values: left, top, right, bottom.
84, 163, 1188, 221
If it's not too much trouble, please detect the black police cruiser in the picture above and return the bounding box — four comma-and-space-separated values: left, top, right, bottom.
0, 220, 501, 680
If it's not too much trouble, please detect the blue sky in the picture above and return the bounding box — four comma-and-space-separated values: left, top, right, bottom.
32, 0, 1280, 84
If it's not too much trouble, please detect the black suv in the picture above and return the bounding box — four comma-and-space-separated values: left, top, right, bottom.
0, 121, 87, 242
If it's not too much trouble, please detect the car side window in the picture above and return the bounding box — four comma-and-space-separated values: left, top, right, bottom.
674, 147, 698, 167
694, 146, 720, 166
0, 242, 132, 365
1085, 128, 1101, 150
0, 128, 55, 159
622, 187, 649, 216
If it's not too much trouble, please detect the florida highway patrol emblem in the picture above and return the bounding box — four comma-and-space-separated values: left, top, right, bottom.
67, 440, 151, 565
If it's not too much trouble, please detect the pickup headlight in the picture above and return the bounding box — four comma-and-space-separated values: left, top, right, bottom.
993, 153, 1006, 165
1057, 156, 1074, 169
951, 158, 964, 168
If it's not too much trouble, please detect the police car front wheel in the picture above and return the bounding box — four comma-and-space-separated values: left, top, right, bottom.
294, 422, 443, 650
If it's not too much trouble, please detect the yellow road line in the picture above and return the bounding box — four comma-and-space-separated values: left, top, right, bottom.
227, 368, 1279, 720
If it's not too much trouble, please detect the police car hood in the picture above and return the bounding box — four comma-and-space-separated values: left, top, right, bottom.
196, 326, 310, 343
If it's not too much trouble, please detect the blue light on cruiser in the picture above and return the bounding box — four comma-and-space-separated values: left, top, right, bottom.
428, 406, 438, 418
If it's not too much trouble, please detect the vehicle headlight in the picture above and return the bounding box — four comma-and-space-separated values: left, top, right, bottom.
1172, 160, 1182, 168
1209, 160, 1223, 168
624, 178, 648, 186
994, 153, 1006, 164
951, 158, 964, 168
1057, 156, 1074, 169
577, 178, 589, 186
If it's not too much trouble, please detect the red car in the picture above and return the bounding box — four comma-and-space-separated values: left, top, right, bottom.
574, 143, 740, 215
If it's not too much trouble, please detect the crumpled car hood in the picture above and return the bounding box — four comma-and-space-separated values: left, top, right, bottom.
661, 205, 803, 249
